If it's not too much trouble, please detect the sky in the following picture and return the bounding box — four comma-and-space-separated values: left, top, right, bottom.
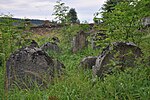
0, 0, 106, 23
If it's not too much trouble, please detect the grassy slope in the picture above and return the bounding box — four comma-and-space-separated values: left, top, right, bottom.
0, 25, 150, 100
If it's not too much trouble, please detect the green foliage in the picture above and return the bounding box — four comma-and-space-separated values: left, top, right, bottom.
94, 0, 128, 23
0, 16, 32, 59
0, 15, 33, 99
1, 52, 149, 99
102, 0, 128, 13
52, 0, 69, 23
0, 67, 5, 99
95, 0, 150, 44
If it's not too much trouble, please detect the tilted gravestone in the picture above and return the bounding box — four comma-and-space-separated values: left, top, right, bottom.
93, 42, 142, 78
52, 36, 60, 44
40, 42, 60, 53
80, 56, 97, 69
6, 43, 64, 90
72, 31, 88, 53
142, 17, 150, 27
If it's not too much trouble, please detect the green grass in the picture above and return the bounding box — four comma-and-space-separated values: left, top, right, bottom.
0, 20, 150, 100
0, 46, 150, 100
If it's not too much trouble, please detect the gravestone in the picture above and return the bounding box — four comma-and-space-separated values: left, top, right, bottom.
93, 42, 142, 78
80, 56, 97, 69
72, 31, 88, 53
52, 36, 60, 44
142, 17, 150, 27
40, 42, 60, 53
6, 44, 64, 90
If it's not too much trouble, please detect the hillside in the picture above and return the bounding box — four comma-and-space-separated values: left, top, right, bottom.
0, 17, 45, 26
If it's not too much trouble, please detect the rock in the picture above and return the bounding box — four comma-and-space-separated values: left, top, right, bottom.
52, 36, 60, 43
29, 40, 39, 48
142, 17, 150, 27
80, 56, 97, 69
6, 46, 64, 90
53, 59, 65, 77
93, 42, 142, 78
40, 42, 60, 53
72, 31, 88, 53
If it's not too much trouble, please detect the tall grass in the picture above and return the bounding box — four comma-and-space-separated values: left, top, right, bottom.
1, 43, 149, 100
0, 16, 149, 100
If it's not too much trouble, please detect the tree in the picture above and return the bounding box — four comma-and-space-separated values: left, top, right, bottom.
100, 0, 132, 20
102, 0, 125, 13
67, 8, 79, 24
102, 0, 150, 43
93, 0, 126, 24
52, 0, 69, 23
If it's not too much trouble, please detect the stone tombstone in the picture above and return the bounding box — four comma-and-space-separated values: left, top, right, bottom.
6, 44, 64, 90
72, 31, 88, 53
40, 42, 60, 53
93, 42, 142, 78
142, 17, 150, 27
29, 40, 39, 48
52, 36, 60, 44
80, 56, 97, 69
53, 59, 65, 77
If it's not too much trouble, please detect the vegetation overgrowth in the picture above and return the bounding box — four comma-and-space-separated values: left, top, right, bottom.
0, 0, 150, 99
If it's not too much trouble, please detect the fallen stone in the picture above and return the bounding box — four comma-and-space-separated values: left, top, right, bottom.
40, 42, 60, 53
80, 56, 97, 69
93, 42, 142, 78
142, 16, 150, 27
52, 36, 60, 44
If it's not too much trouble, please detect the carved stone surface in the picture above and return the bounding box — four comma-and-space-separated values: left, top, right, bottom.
93, 42, 142, 78
72, 31, 88, 53
40, 42, 60, 53
52, 36, 60, 44
6, 45, 64, 90
142, 17, 150, 27
80, 56, 97, 69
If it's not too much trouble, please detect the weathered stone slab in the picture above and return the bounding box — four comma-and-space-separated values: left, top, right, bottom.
40, 42, 60, 53
80, 56, 97, 69
6, 44, 64, 90
72, 31, 88, 53
142, 17, 150, 27
93, 42, 142, 78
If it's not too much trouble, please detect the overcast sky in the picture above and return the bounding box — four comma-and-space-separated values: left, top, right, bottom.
0, 0, 106, 23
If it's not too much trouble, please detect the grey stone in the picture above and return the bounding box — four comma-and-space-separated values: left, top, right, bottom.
142, 17, 150, 27
72, 31, 88, 53
40, 42, 60, 53
52, 36, 60, 44
80, 56, 97, 69
6, 46, 64, 90
93, 42, 142, 78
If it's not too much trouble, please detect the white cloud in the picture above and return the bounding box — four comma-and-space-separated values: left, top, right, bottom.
64, 0, 106, 9
0, 0, 107, 23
